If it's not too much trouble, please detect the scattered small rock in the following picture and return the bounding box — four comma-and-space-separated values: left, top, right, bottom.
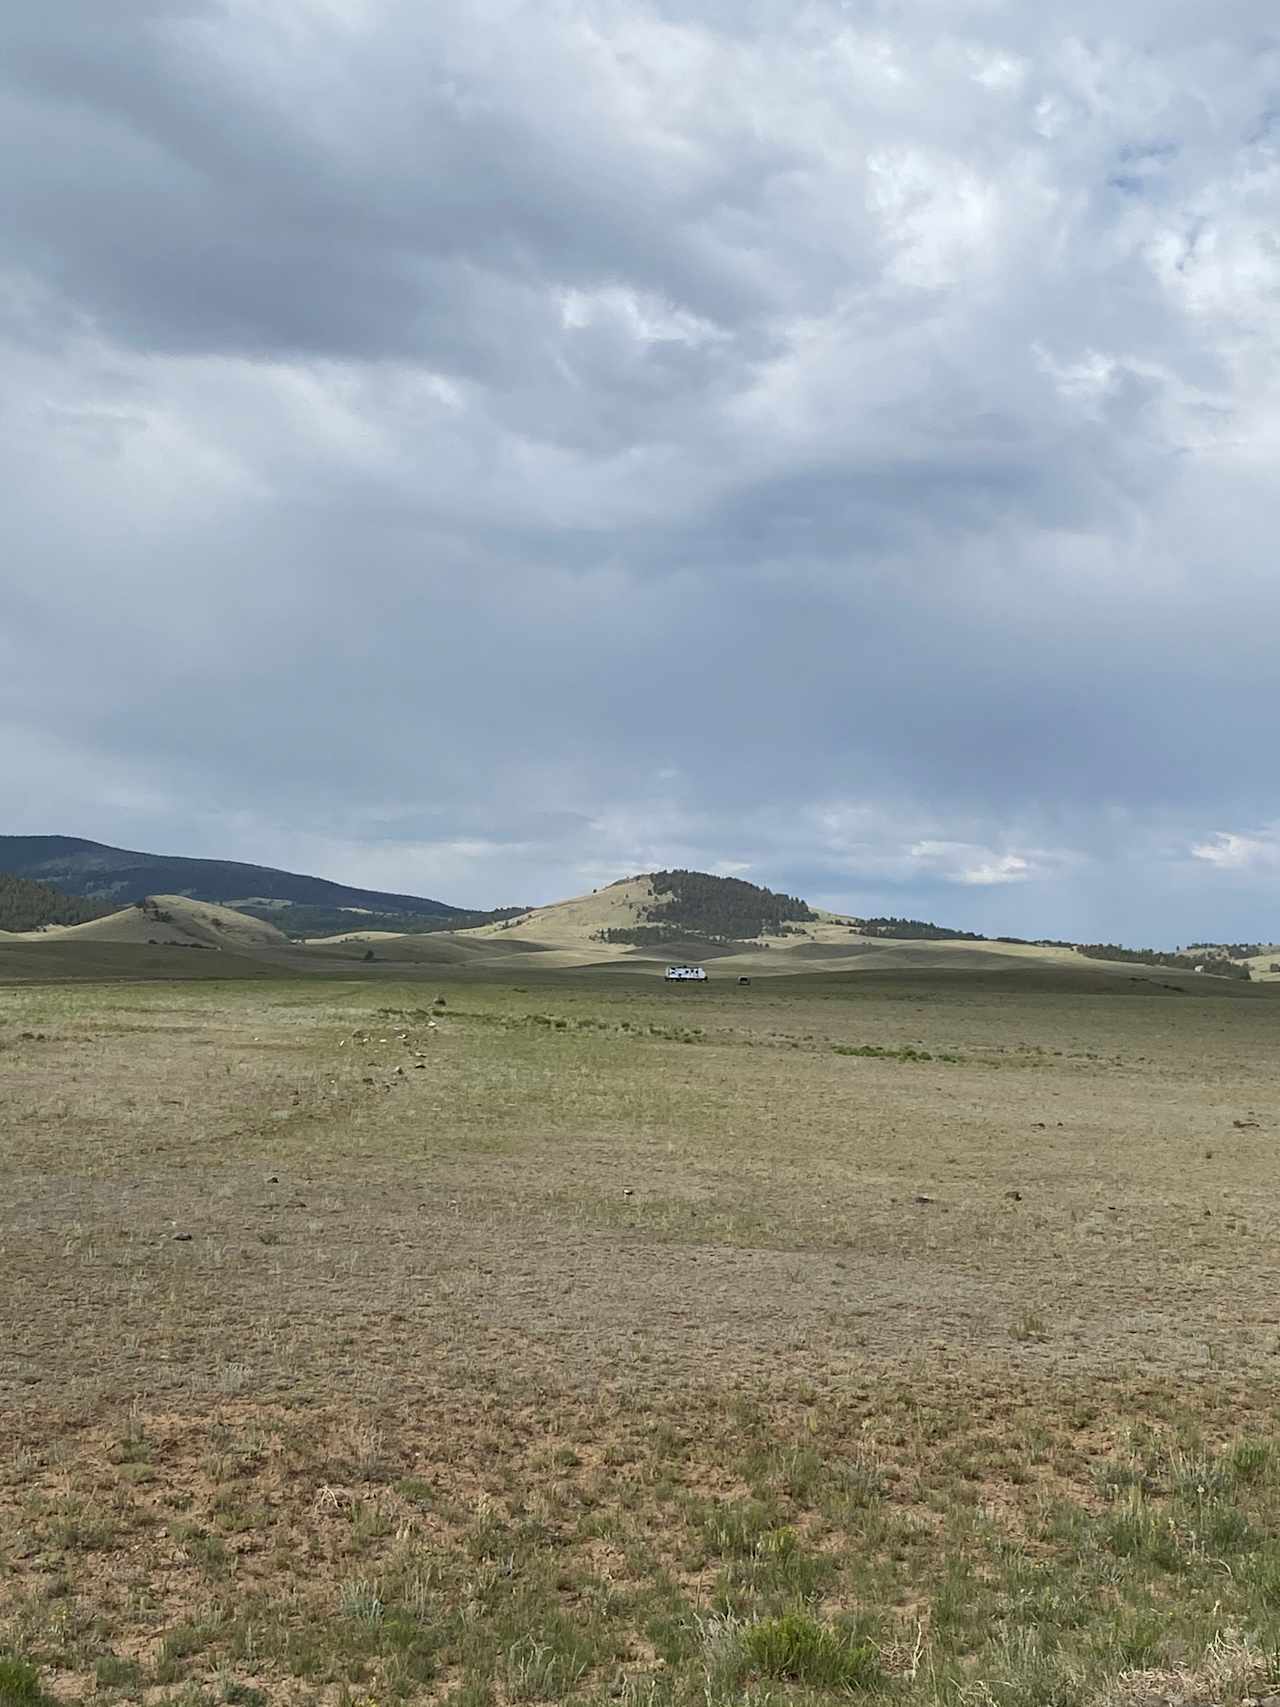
913, 1194, 933, 1205
1234, 1119, 1260, 1129
172, 1232, 193, 1242
622, 1188, 635, 1197
266, 1174, 279, 1183
1005, 1189, 1023, 1201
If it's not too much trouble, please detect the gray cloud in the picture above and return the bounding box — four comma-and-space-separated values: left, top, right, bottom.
3, 0, 1279, 942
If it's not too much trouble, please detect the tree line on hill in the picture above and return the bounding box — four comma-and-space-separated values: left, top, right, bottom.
0, 874, 116, 932
853, 917, 987, 941
1075, 943, 1252, 978
596, 924, 738, 948
854, 919, 1251, 975
597, 870, 815, 944
1183, 941, 1268, 960
234, 902, 526, 940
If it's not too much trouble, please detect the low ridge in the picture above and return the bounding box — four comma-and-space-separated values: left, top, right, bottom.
0, 835, 461, 922
19, 895, 289, 951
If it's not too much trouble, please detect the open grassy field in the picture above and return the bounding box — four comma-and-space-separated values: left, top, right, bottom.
3, 965, 1280, 1706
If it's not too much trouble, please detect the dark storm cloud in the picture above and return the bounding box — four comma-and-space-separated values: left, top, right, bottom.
3, 0, 1279, 938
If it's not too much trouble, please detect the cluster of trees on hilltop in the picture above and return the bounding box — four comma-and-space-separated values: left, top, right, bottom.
0, 874, 116, 932
854, 917, 987, 942
1182, 941, 1268, 959
234, 902, 526, 940
602, 870, 815, 943
994, 935, 1077, 948
596, 924, 735, 948
1077, 943, 1252, 979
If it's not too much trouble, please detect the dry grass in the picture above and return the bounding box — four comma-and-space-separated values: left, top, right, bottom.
3, 969, 1280, 1703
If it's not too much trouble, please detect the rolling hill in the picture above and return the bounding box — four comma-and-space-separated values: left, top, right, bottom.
466, 871, 817, 949
0, 891, 557, 982
0, 836, 462, 923
456, 875, 1061, 972
457, 874, 1269, 985
21, 894, 290, 951
1, 851, 1271, 989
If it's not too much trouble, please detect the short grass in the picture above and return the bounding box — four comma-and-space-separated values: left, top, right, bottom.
3, 968, 1280, 1703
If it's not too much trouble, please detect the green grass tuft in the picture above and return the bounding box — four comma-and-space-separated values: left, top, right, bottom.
741, 1613, 882, 1689
0, 1656, 51, 1707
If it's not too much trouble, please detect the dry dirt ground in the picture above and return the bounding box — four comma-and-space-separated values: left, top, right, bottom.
3, 968, 1280, 1706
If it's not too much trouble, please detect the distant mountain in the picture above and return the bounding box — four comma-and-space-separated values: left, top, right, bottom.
0, 836, 461, 920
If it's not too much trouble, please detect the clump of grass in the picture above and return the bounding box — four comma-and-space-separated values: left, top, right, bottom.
1099, 1493, 1183, 1571
395, 1476, 436, 1505
1013, 1311, 1049, 1342
835, 1447, 890, 1508
1093, 1459, 1155, 1501
1168, 1449, 1236, 1502
702, 1500, 778, 1558
155, 1620, 214, 1683
94, 1656, 144, 1691
339, 1577, 386, 1623
221, 1683, 268, 1706
1227, 1439, 1272, 1484
740, 1613, 881, 1690
503, 1634, 589, 1702
983, 1627, 1083, 1707
0, 1655, 52, 1707
1242, 1542, 1280, 1608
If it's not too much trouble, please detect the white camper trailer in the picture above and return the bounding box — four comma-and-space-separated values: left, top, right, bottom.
664, 965, 707, 982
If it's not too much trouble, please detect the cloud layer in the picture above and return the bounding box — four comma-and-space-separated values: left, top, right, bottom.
4, 0, 1279, 940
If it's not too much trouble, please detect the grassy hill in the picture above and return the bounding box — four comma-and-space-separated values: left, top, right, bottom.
595, 869, 815, 943
2, 850, 1270, 988
0, 835, 462, 922
471, 870, 817, 951
19, 894, 289, 951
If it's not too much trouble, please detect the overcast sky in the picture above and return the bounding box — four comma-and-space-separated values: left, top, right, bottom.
3, 0, 1278, 942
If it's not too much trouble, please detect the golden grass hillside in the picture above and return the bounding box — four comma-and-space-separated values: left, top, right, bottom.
457, 877, 1162, 982
14, 893, 288, 952
460, 875, 661, 951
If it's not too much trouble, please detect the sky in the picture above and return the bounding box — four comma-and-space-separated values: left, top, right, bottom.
3, 0, 1279, 944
